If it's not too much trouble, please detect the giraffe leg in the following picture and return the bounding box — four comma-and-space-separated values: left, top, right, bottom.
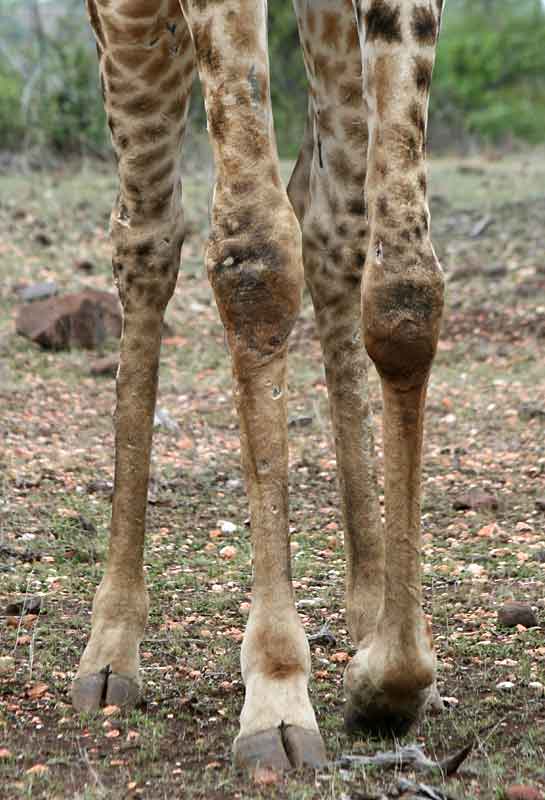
181, 0, 326, 770
72, 0, 195, 712
289, 0, 385, 652
343, 0, 445, 734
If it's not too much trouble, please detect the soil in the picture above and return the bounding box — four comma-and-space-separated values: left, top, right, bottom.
0, 150, 544, 799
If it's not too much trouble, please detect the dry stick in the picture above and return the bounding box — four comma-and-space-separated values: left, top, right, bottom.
338, 741, 474, 777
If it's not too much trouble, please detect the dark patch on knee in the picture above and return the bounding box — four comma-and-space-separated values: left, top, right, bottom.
135, 240, 155, 258
365, 0, 402, 44
377, 281, 436, 324
411, 6, 438, 45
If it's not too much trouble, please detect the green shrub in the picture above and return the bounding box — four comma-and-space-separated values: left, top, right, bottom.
0, 68, 25, 149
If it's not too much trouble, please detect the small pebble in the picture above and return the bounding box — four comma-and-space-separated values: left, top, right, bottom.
219, 520, 237, 534
496, 680, 515, 691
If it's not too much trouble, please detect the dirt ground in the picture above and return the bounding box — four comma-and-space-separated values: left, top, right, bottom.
1, 149, 544, 799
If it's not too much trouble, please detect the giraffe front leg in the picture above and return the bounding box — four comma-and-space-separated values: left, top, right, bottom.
72, 0, 194, 711
180, 0, 326, 769
209, 175, 325, 774
344, 0, 444, 734
213, 206, 325, 770
209, 200, 325, 769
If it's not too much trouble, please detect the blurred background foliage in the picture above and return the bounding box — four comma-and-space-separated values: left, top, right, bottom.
0, 0, 544, 158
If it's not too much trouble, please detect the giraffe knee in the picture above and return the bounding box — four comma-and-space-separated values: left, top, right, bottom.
110, 215, 184, 314
362, 257, 444, 389
206, 203, 304, 366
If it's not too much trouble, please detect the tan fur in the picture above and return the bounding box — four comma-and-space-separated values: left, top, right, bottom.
73, 0, 445, 768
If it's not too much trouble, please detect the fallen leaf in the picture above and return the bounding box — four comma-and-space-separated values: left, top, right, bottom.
26, 764, 49, 775
253, 766, 282, 785
477, 522, 498, 538
330, 651, 349, 663
27, 682, 49, 699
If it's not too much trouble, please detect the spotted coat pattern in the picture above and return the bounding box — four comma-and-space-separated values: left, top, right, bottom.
74, 0, 446, 771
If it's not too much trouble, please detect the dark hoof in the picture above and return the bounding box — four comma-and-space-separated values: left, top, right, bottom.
234, 725, 327, 771
344, 699, 419, 738
234, 728, 291, 771
72, 669, 140, 712
283, 725, 327, 769
105, 673, 140, 707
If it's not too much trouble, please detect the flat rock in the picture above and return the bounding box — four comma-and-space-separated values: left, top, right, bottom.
90, 354, 118, 377
16, 289, 122, 350
5, 595, 43, 616
453, 490, 499, 512
505, 785, 544, 800
16, 281, 59, 302
518, 404, 545, 422
498, 601, 538, 629
86, 479, 113, 496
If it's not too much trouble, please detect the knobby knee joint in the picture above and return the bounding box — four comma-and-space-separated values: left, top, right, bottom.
206, 204, 304, 368
362, 256, 444, 389
111, 219, 184, 315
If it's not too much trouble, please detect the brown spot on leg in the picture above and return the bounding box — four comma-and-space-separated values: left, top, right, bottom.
411, 6, 438, 45
365, 0, 402, 44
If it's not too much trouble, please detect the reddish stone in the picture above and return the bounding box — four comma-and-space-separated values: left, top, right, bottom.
16, 289, 122, 350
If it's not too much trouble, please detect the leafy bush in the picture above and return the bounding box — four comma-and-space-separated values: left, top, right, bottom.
1, 0, 545, 156
0, 69, 25, 149
432, 0, 545, 145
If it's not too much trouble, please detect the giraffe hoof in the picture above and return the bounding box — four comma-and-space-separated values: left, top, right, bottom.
105, 673, 140, 707
282, 725, 327, 769
233, 725, 327, 771
71, 668, 140, 712
343, 697, 420, 738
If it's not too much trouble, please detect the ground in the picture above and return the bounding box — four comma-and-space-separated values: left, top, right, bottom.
0, 148, 544, 800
